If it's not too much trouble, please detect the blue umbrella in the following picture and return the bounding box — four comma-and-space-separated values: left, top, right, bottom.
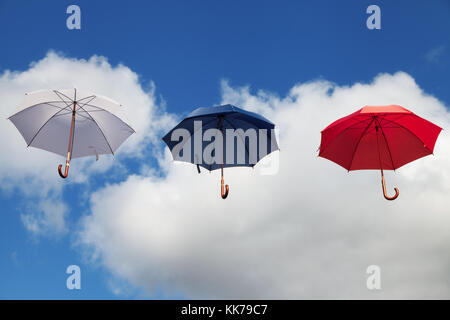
162, 104, 279, 199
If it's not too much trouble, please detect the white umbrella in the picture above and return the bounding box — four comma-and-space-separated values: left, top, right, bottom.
8, 88, 135, 178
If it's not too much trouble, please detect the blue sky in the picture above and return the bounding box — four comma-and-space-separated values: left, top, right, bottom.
0, 0, 450, 299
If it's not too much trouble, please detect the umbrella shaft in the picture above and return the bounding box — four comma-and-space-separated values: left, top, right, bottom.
219, 116, 224, 176
375, 119, 384, 177
66, 102, 76, 162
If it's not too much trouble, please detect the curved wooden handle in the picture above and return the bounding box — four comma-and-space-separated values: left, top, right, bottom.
58, 162, 69, 179
382, 177, 399, 201
221, 177, 229, 199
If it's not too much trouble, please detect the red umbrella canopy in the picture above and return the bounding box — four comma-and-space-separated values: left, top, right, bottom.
319, 105, 442, 171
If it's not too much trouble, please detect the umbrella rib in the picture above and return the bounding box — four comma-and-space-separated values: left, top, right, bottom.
77, 101, 136, 133
233, 117, 278, 156
223, 118, 252, 161
55, 90, 74, 103
26, 105, 73, 147
52, 111, 94, 121
76, 104, 115, 155
168, 117, 219, 152
42, 102, 71, 111
76, 95, 96, 103
76, 96, 97, 110
347, 118, 375, 171
53, 90, 73, 107
192, 117, 222, 171
229, 115, 261, 130
380, 116, 435, 154
321, 116, 371, 133
76, 103, 104, 110
76, 109, 107, 113
375, 117, 396, 170
319, 116, 373, 153
230, 115, 278, 154
8, 101, 70, 119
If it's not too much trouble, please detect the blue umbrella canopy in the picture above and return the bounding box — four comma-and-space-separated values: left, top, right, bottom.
162, 104, 279, 199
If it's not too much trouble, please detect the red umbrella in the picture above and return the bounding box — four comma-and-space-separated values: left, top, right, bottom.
318, 105, 442, 200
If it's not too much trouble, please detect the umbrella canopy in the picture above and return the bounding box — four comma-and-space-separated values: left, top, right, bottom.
318, 105, 442, 200
8, 88, 135, 178
162, 104, 279, 198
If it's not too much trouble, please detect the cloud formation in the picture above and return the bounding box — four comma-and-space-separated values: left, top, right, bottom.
0, 52, 174, 235
78, 71, 450, 298
3, 52, 450, 297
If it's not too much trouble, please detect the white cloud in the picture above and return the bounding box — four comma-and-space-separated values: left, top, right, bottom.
0, 51, 175, 236
21, 199, 68, 236
78, 71, 450, 298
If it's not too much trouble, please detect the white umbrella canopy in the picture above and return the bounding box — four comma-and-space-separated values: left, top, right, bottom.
8, 88, 135, 178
